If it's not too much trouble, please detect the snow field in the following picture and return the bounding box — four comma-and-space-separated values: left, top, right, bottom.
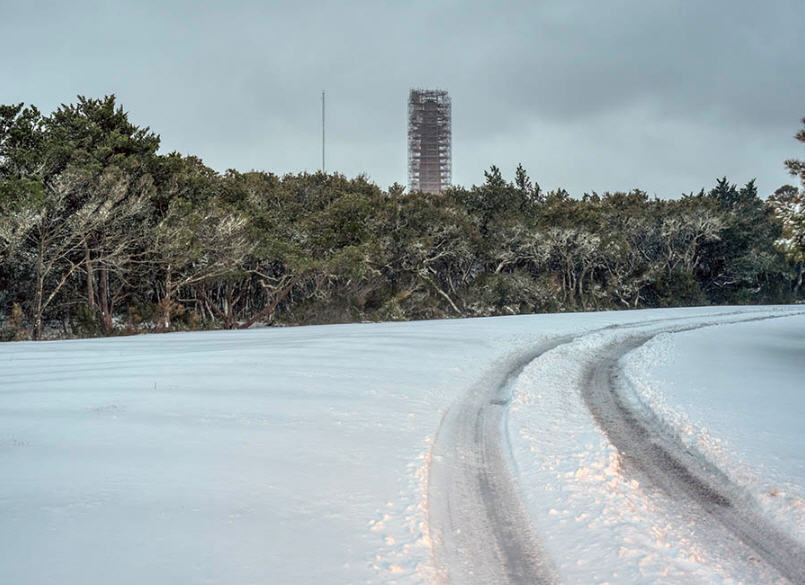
0, 306, 800, 584
0, 312, 649, 585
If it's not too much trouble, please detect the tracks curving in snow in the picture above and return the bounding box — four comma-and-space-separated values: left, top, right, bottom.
427, 310, 805, 585
427, 341, 565, 585
582, 322, 805, 584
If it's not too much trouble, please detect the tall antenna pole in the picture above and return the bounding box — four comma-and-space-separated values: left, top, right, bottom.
321, 90, 325, 173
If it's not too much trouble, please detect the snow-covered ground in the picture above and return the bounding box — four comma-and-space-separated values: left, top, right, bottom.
623, 315, 805, 549
0, 306, 802, 584
508, 308, 805, 585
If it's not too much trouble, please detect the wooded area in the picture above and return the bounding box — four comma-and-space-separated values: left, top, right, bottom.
1, 96, 803, 340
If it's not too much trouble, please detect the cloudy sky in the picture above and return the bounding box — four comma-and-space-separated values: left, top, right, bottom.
2, 0, 803, 196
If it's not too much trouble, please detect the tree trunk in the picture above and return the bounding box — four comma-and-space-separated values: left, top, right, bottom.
33, 242, 44, 341
239, 275, 300, 329
199, 288, 234, 328
224, 284, 235, 328
578, 268, 587, 310
84, 239, 96, 318
99, 260, 112, 335
161, 267, 173, 331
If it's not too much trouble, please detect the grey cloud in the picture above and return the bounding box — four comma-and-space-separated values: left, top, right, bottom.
1, 0, 802, 195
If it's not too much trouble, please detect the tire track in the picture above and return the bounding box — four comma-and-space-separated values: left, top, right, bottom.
423, 312, 709, 583
582, 319, 805, 584
427, 341, 566, 585
426, 310, 803, 585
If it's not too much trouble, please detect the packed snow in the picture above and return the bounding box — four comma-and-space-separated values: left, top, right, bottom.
0, 306, 802, 584
622, 315, 805, 546
508, 308, 804, 584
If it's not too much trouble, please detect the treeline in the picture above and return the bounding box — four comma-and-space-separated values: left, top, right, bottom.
1, 96, 803, 340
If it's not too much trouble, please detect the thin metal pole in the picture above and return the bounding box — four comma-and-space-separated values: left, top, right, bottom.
321, 90, 324, 173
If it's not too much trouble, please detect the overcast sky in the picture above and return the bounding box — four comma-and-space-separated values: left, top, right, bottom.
2, 0, 803, 196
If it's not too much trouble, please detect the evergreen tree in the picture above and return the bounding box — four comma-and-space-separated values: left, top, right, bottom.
771, 119, 805, 267
2, 96, 803, 340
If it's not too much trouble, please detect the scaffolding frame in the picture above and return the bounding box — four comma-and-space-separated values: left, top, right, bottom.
408, 89, 451, 194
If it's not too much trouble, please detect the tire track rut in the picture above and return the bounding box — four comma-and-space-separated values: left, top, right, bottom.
582, 319, 805, 584
427, 342, 565, 585
426, 310, 805, 584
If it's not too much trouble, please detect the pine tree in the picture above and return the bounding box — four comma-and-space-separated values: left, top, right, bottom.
771, 119, 805, 263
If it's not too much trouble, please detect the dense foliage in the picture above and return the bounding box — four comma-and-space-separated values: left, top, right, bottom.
769, 118, 805, 268
1, 96, 803, 340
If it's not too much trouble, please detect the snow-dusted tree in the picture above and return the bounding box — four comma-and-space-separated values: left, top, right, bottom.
601, 214, 657, 309
44, 96, 160, 333
488, 220, 549, 276
770, 119, 805, 265
151, 195, 252, 330
659, 211, 723, 273
1, 96, 160, 338
784, 118, 805, 187
81, 169, 154, 334
388, 194, 478, 315
772, 192, 805, 262
1, 168, 150, 339
545, 227, 603, 310
1, 104, 46, 257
